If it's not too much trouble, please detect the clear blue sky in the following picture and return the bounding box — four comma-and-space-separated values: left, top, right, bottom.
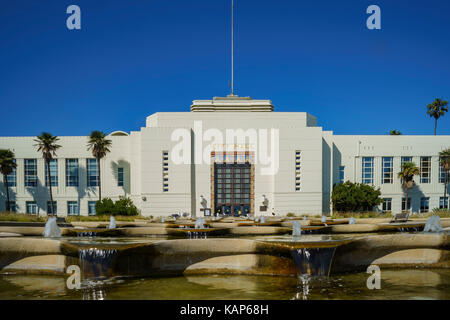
0, 0, 449, 136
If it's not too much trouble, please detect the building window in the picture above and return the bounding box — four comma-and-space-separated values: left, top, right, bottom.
382, 157, 393, 184
401, 157, 412, 167
66, 159, 79, 187
401, 197, 411, 212
162, 151, 169, 192
439, 157, 446, 183
67, 201, 79, 216
420, 157, 431, 183
86, 159, 99, 187
295, 151, 301, 191
362, 157, 374, 185
45, 159, 58, 187
382, 198, 392, 212
24, 159, 38, 187
47, 201, 57, 215
88, 201, 97, 216
118, 167, 124, 187
6, 159, 16, 187
26, 201, 38, 214
440, 197, 449, 209
420, 197, 430, 213
5, 201, 16, 212
339, 166, 345, 184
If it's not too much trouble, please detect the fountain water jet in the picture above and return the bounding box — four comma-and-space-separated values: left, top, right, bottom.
424, 215, 444, 232
78, 247, 118, 279
292, 221, 302, 237
43, 217, 62, 238
108, 216, 116, 229
349, 217, 356, 225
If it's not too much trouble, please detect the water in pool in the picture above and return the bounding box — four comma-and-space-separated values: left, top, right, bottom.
0, 269, 449, 300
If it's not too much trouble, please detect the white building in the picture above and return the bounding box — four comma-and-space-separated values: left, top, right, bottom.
0, 96, 449, 217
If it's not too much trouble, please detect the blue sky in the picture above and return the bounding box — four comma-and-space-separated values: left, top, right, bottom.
0, 0, 449, 136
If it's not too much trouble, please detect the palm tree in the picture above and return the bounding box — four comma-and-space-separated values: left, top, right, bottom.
390, 130, 402, 135
397, 162, 420, 213
87, 131, 112, 201
0, 149, 17, 212
426, 98, 448, 135
34, 133, 61, 216
439, 148, 450, 208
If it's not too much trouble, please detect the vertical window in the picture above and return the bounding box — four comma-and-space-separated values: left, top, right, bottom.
339, 166, 345, 184
401, 197, 411, 212
24, 159, 37, 187
420, 157, 431, 183
382, 198, 392, 212
295, 151, 301, 191
67, 201, 79, 216
439, 197, 448, 209
162, 151, 169, 192
362, 157, 374, 185
86, 159, 99, 187
382, 157, 393, 184
439, 157, 446, 183
66, 159, 79, 187
45, 159, 58, 187
401, 157, 412, 167
6, 159, 16, 187
47, 201, 57, 215
26, 201, 38, 214
118, 167, 124, 187
5, 201, 16, 212
88, 201, 97, 216
420, 197, 430, 213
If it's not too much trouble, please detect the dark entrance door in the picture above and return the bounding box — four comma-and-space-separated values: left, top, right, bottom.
214, 163, 251, 216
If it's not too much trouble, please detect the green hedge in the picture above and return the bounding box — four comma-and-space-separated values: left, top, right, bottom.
95, 196, 139, 216
332, 181, 383, 212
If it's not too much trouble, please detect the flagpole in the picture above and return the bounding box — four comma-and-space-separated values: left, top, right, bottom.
231, 0, 234, 96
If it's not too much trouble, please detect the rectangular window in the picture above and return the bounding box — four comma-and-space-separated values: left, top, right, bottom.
88, 201, 97, 216
162, 151, 169, 192
24, 159, 37, 187
420, 197, 430, 213
382, 157, 393, 184
295, 151, 301, 191
362, 157, 374, 185
26, 201, 38, 214
47, 201, 57, 215
86, 159, 99, 187
45, 159, 58, 187
339, 166, 345, 184
401, 197, 411, 212
66, 159, 79, 187
401, 157, 412, 167
420, 157, 431, 183
440, 197, 449, 209
382, 198, 392, 212
439, 157, 446, 184
6, 159, 16, 187
67, 201, 79, 216
5, 201, 16, 212
118, 167, 124, 187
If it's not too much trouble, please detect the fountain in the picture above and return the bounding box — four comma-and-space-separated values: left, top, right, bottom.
291, 247, 336, 277
195, 217, 205, 229
79, 247, 119, 279
292, 221, 302, 237
424, 215, 444, 232
321, 215, 327, 223
161, 217, 165, 223
43, 217, 62, 238
260, 216, 265, 224
349, 217, 356, 225
108, 216, 116, 229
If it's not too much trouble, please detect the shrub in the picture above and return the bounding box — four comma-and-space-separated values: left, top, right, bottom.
112, 196, 139, 216
95, 198, 115, 215
332, 181, 383, 212
286, 213, 296, 217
